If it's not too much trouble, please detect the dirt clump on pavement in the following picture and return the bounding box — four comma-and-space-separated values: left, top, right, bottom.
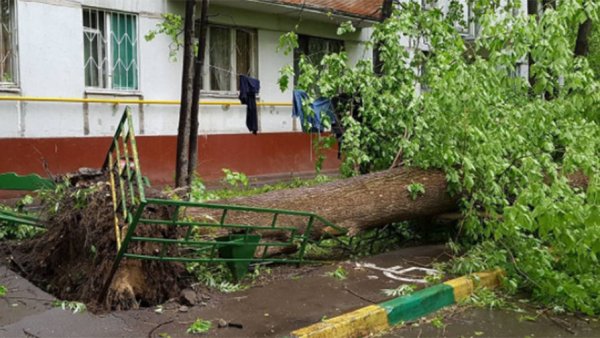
8, 180, 193, 312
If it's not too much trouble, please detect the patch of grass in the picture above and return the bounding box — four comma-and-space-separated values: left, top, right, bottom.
0, 284, 6, 297
221, 169, 249, 188
189, 172, 333, 203
186, 318, 212, 334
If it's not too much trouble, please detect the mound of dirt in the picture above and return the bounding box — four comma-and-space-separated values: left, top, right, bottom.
9, 181, 194, 312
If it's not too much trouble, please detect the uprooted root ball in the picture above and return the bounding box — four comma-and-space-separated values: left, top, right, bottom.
11, 181, 191, 311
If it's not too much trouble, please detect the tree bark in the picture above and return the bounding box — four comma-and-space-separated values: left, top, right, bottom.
186, 167, 588, 239
187, 0, 210, 185
189, 167, 457, 237
175, 0, 197, 187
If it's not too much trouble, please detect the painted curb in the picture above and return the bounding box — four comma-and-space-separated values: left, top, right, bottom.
290, 269, 504, 338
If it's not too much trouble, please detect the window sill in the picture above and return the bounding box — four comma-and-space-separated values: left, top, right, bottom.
200, 91, 262, 101
85, 88, 142, 97
0, 86, 21, 94
201, 90, 239, 99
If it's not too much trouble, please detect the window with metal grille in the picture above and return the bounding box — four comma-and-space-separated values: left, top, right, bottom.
0, 0, 17, 86
83, 8, 138, 90
201, 24, 258, 92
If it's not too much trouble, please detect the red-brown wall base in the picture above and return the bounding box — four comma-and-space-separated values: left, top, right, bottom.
0, 133, 340, 197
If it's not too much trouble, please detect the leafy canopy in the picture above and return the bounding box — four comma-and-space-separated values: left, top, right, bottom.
281, 0, 600, 314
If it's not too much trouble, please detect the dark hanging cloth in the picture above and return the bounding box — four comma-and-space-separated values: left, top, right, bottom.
239, 75, 260, 134
331, 94, 363, 159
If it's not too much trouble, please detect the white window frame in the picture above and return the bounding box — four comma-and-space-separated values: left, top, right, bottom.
420, 0, 477, 40
82, 7, 140, 92
455, 3, 476, 39
202, 24, 258, 95
0, 0, 18, 88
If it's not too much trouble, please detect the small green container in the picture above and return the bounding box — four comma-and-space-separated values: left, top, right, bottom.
216, 234, 261, 281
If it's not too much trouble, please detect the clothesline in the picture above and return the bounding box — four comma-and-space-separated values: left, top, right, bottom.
208, 64, 254, 78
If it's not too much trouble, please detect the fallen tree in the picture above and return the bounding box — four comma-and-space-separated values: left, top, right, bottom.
6, 164, 591, 311
7, 167, 456, 311
193, 167, 456, 236
195, 168, 590, 238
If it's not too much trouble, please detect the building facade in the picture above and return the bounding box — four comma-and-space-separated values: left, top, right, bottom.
0, 0, 525, 187
0, 0, 380, 186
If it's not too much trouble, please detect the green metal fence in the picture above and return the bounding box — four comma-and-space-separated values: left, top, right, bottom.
0, 173, 53, 228
100, 107, 346, 297
0, 209, 44, 228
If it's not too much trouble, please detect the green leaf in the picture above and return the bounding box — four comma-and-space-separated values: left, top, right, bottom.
187, 319, 212, 334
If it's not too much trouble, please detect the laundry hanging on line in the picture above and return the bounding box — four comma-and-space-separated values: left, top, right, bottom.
238, 75, 260, 134
292, 89, 337, 133
293, 89, 352, 158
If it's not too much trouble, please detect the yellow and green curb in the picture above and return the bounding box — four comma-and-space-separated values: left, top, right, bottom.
291, 269, 504, 338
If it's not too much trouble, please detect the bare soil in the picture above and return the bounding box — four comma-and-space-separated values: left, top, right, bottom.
4, 182, 194, 311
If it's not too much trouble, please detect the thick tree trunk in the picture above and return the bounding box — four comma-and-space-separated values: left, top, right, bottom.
188, 0, 210, 185
189, 168, 457, 236
175, 0, 197, 187
188, 167, 588, 238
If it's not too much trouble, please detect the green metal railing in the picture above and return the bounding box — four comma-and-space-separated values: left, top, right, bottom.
125, 198, 341, 264
0, 173, 53, 228
100, 107, 346, 299
0, 209, 44, 227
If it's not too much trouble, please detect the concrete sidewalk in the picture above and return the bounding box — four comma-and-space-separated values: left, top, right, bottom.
1, 245, 449, 337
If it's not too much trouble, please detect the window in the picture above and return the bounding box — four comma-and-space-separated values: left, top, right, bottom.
294, 34, 344, 82
509, 62, 527, 79
421, 0, 437, 10
83, 8, 138, 90
454, 2, 475, 38
203, 25, 257, 92
421, 0, 478, 39
0, 0, 17, 86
